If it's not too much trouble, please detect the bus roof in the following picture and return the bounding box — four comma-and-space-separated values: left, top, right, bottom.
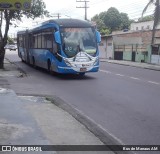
41, 19, 93, 28
17, 19, 94, 34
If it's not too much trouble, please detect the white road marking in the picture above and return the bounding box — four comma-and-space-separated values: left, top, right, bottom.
100, 69, 160, 86
115, 74, 124, 77
0, 74, 15, 77
100, 70, 111, 74
130, 77, 140, 80
148, 81, 160, 85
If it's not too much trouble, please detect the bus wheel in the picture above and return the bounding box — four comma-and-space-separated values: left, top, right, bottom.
20, 53, 24, 62
32, 57, 36, 68
47, 60, 51, 73
21, 58, 25, 63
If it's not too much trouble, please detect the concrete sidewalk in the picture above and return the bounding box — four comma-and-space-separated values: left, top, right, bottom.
0, 59, 115, 154
100, 59, 160, 71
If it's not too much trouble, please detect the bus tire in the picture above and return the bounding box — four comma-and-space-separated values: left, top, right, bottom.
32, 57, 36, 68
47, 60, 51, 73
20, 53, 24, 62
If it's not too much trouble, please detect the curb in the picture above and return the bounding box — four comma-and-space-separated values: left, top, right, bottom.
16, 93, 136, 154
100, 60, 160, 71
5, 58, 27, 76
46, 95, 136, 154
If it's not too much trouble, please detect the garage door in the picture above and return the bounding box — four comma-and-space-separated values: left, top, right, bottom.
114, 51, 123, 60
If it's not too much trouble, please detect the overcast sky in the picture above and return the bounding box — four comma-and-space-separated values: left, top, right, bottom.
45, 0, 153, 19
8, 0, 154, 36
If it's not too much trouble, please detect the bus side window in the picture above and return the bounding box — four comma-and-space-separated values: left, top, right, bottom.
53, 30, 58, 54
23, 36, 25, 48
42, 29, 53, 52
19, 35, 23, 47
37, 33, 42, 49
33, 34, 37, 48
46, 33, 52, 51
29, 34, 33, 48
42, 32, 45, 49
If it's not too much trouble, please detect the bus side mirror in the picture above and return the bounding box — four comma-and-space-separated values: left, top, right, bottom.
54, 31, 61, 44
96, 31, 101, 43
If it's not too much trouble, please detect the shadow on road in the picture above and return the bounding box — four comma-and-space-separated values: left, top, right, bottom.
23, 62, 97, 81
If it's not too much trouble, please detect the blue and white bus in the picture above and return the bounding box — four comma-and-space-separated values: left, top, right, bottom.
17, 19, 101, 75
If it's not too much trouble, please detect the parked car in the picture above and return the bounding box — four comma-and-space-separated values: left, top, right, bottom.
4, 44, 10, 49
8, 44, 17, 51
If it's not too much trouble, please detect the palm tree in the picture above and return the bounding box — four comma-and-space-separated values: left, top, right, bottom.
142, 0, 160, 44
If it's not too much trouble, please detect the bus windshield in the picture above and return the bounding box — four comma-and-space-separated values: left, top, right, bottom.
61, 27, 97, 58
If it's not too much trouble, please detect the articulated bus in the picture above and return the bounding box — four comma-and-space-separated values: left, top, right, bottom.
17, 19, 101, 75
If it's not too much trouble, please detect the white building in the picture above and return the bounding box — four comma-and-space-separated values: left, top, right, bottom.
131, 20, 160, 31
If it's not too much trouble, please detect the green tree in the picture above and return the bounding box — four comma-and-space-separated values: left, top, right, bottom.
142, 0, 160, 44
7, 36, 14, 44
91, 7, 131, 34
0, 0, 49, 69
91, 14, 104, 30
99, 11, 107, 21
138, 15, 154, 22
103, 7, 121, 32
120, 13, 130, 30
91, 14, 110, 35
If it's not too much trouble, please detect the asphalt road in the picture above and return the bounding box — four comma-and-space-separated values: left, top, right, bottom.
5, 50, 160, 147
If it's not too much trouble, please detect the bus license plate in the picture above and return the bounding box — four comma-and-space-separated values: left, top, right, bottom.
80, 68, 86, 72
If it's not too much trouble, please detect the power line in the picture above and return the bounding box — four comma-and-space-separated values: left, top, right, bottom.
89, 0, 152, 19
90, 0, 112, 6
76, 0, 89, 20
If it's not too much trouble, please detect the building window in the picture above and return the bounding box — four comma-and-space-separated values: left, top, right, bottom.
108, 43, 112, 46
99, 42, 104, 46
136, 27, 138, 30
141, 26, 144, 30
147, 25, 150, 29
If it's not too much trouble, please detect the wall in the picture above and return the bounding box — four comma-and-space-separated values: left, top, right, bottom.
151, 55, 160, 64
115, 30, 160, 62
106, 37, 113, 59
101, 29, 160, 62
99, 38, 107, 59
131, 21, 160, 31
100, 36, 113, 59
114, 44, 148, 62
123, 51, 132, 61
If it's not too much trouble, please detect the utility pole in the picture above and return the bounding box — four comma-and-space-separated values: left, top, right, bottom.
76, 0, 89, 20
51, 13, 61, 19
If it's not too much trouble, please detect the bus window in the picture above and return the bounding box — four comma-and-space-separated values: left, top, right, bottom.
29, 34, 33, 48
61, 27, 97, 58
46, 34, 52, 49
23, 35, 25, 48
37, 33, 42, 48
19, 35, 23, 47
53, 41, 57, 53
42, 32, 45, 48
42, 29, 53, 52
33, 34, 38, 48
53, 31, 58, 54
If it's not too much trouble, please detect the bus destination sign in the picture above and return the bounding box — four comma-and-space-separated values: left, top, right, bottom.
0, 0, 31, 10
